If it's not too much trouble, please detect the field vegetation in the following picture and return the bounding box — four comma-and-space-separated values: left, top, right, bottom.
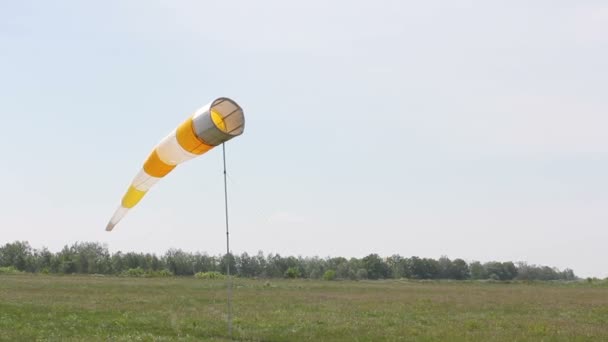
1, 274, 607, 341
2, 241, 604, 340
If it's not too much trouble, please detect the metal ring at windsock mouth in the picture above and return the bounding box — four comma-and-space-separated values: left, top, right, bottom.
192, 97, 245, 146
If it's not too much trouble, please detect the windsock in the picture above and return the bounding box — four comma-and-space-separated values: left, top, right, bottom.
106, 97, 245, 231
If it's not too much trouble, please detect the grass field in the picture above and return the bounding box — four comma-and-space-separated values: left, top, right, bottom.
0, 275, 607, 341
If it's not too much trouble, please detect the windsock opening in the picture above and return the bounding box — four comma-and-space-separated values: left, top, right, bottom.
209, 97, 245, 137
192, 98, 245, 146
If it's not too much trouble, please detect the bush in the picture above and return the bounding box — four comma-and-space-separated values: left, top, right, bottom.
323, 270, 336, 281
121, 267, 146, 277
148, 269, 173, 277
284, 267, 301, 279
195, 271, 225, 280
0, 266, 22, 275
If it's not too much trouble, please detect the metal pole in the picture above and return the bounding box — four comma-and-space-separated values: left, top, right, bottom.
222, 143, 233, 338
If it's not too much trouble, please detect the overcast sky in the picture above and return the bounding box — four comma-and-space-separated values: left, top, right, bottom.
1, 1, 607, 278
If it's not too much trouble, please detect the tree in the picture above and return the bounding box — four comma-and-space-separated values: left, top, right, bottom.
301, 256, 326, 279
236, 252, 255, 277
469, 261, 486, 279
70, 242, 111, 274
451, 259, 470, 280
406, 257, 421, 279
386, 254, 408, 279
265, 253, 286, 278
362, 254, 390, 280
484, 262, 503, 280
219, 253, 237, 276
422, 258, 440, 279
111, 252, 125, 274
484, 261, 517, 281
253, 251, 268, 277
356, 268, 368, 280
0, 241, 32, 271
284, 256, 304, 278
192, 253, 217, 274
336, 259, 356, 280
147, 254, 162, 271
123, 252, 146, 271
36, 247, 53, 273
330, 257, 351, 279
165, 249, 195, 275
502, 262, 518, 280
560, 268, 576, 281
407, 257, 440, 279
438, 256, 453, 279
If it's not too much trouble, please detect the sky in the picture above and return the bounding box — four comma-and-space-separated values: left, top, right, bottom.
1, 1, 607, 278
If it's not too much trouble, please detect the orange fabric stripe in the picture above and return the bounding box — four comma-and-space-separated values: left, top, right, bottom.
143, 149, 176, 178
176, 117, 213, 155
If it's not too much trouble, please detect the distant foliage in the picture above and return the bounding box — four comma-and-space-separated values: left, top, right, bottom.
148, 269, 173, 277
0, 266, 23, 275
284, 267, 301, 279
195, 271, 225, 280
0, 241, 579, 281
362, 254, 390, 280
515, 262, 576, 281
323, 270, 336, 281
121, 267, 146, 277
356, 268, 368, 280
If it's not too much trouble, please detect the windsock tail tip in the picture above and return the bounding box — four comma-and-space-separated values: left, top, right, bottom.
106, 206, 129, 232
105, 222, 116, 232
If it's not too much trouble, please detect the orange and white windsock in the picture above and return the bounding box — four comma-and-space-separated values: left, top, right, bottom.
106, 97, 245, 231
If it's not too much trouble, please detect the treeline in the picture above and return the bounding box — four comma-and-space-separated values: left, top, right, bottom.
0, 241, 577, 281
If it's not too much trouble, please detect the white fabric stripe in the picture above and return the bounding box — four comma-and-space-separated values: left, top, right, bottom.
131, 169, 161, 192
192, 103, 211, 121
106, 206, 129, 231
155, 131, 198, 166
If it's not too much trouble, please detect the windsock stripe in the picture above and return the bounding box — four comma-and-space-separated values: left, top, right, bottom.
131, 170, 161, 192
143, 149, 176, 178
176, 117, 214, 154
157, 132, 199, 165
122, 186, 146, 208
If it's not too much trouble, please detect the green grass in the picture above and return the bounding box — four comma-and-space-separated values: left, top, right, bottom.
0, 275, 607, 341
